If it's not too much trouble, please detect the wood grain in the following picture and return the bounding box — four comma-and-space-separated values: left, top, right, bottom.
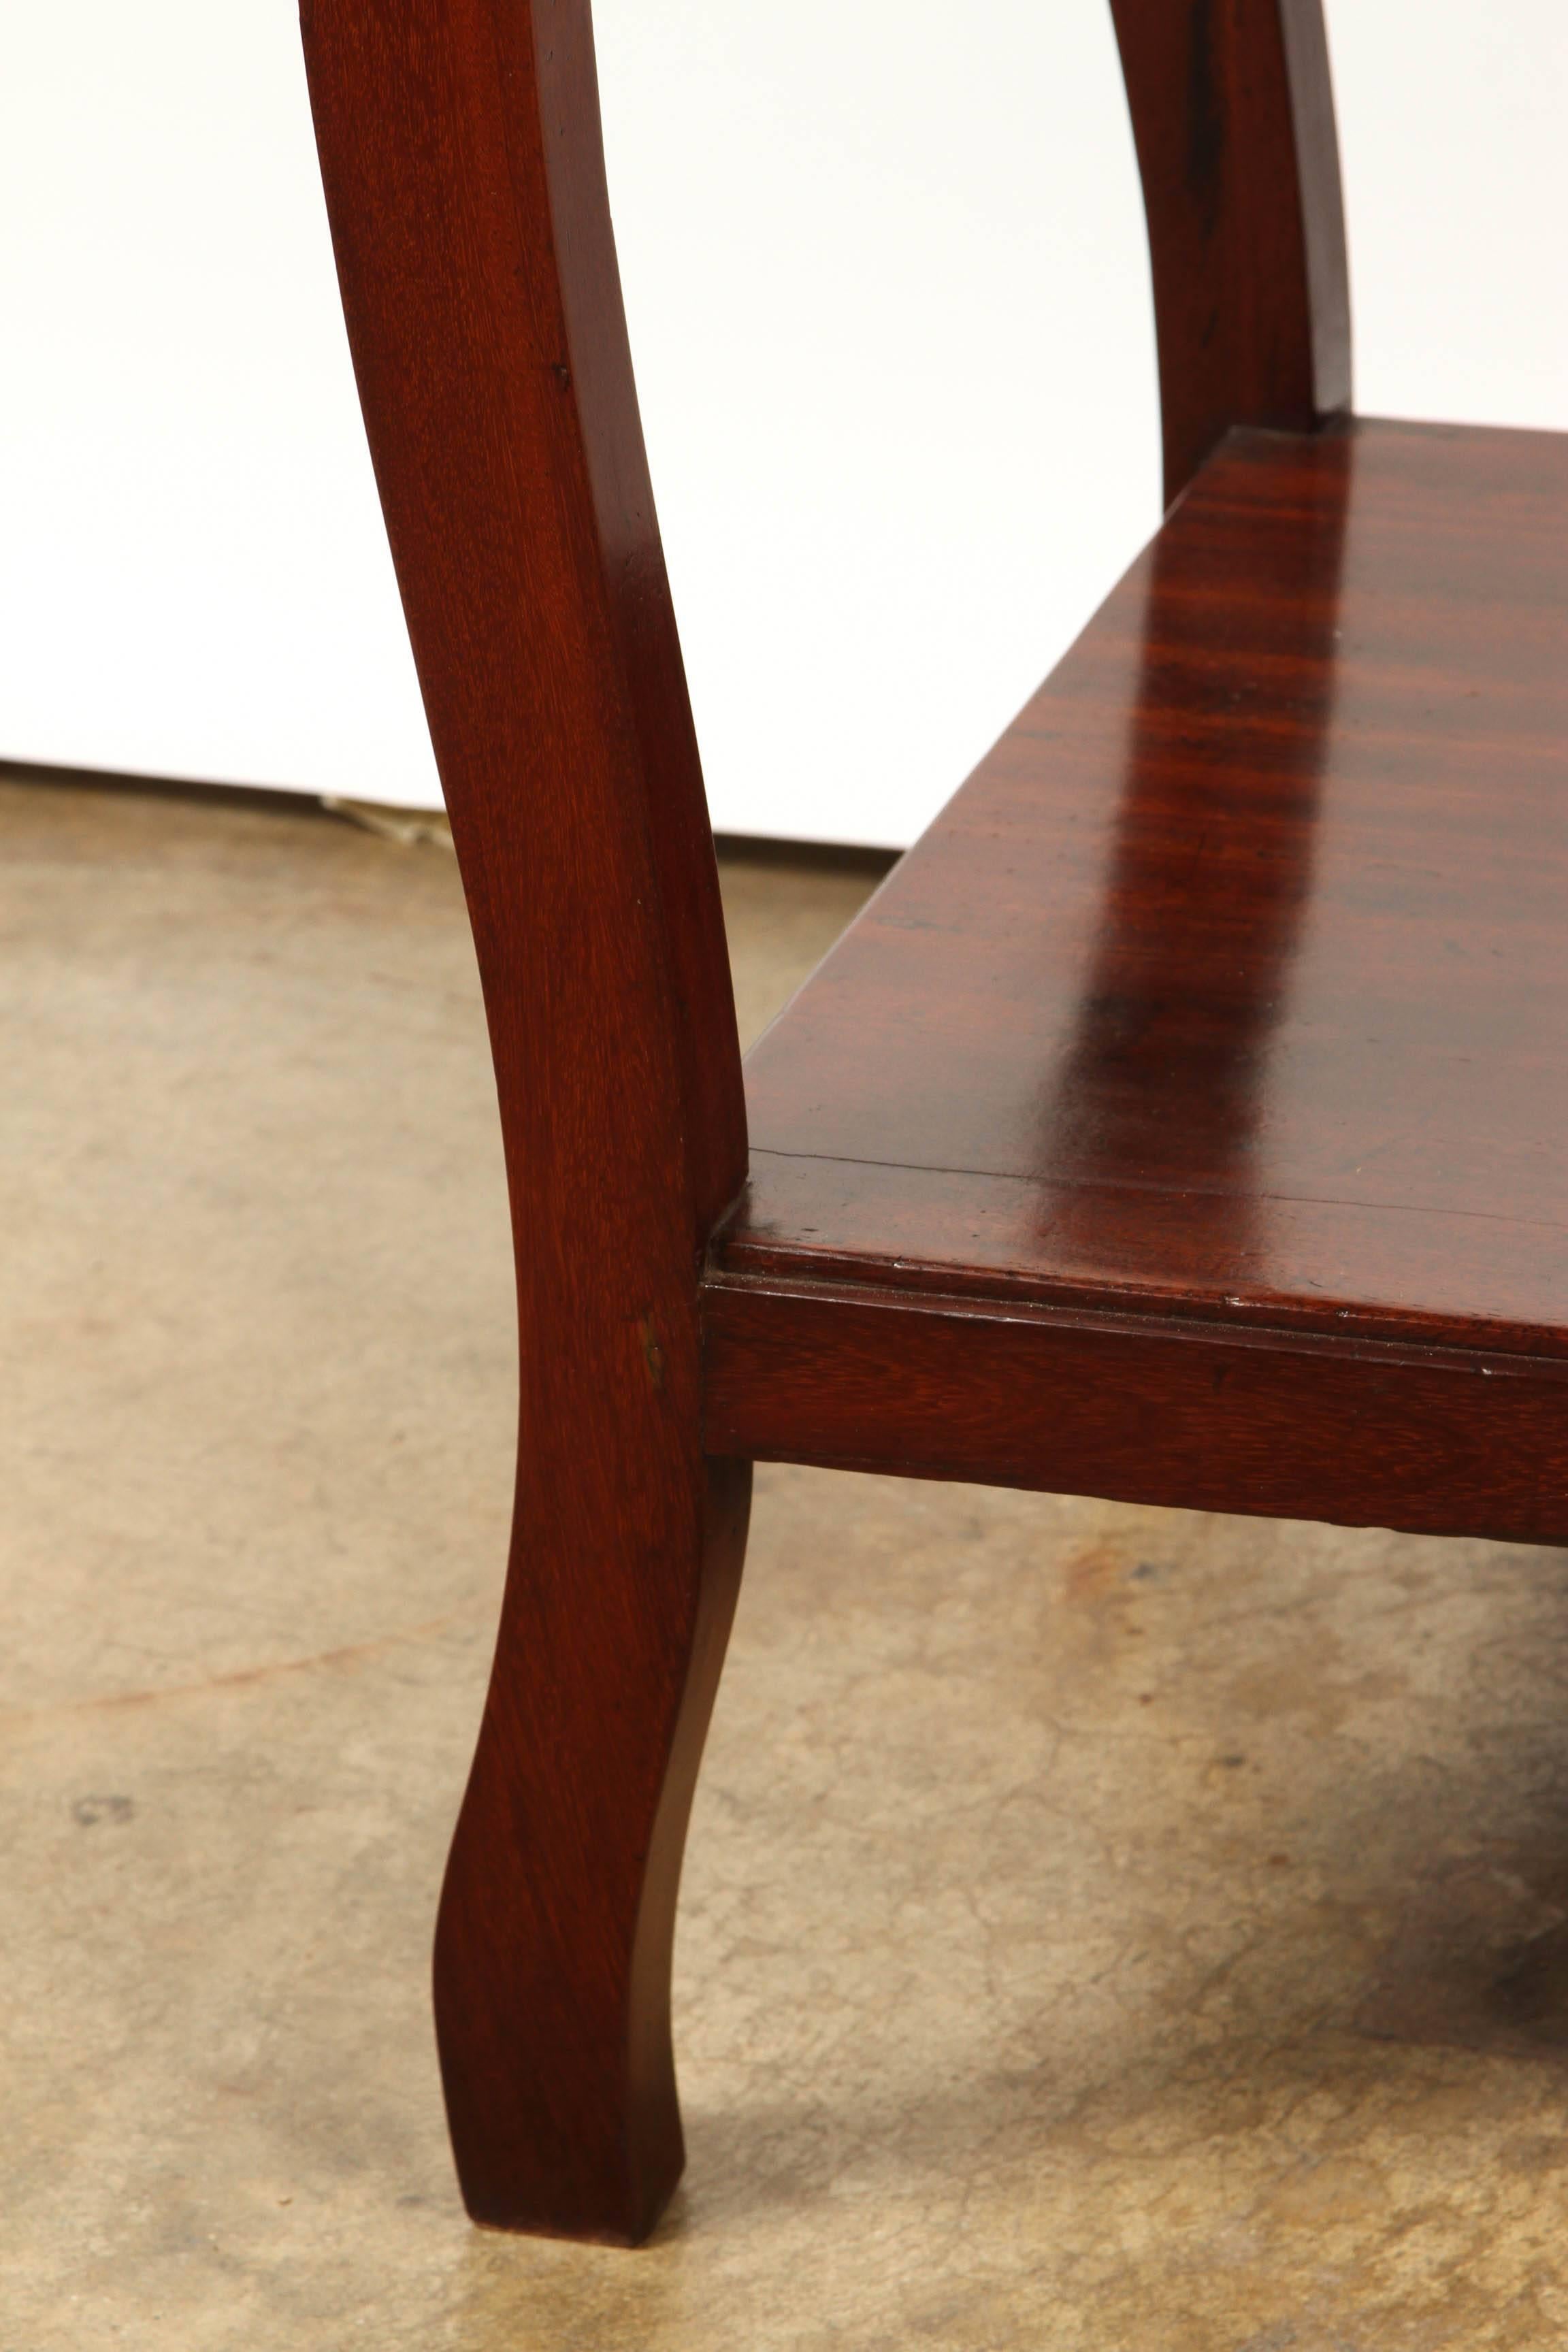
301, 0, 749, 2241
301, 0, 1568, 2251
704, 1277, 1568, 1550
727, 422, 1568, 1375
1111, 0, 1351, 501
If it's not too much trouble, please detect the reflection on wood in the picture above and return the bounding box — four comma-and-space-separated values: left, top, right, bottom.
1032, 435, 1348, 1283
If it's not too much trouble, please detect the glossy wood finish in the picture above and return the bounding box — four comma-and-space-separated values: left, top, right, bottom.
301, 0, 749, 2241
712, 420, 1568, 1531
1111, 0, 1350, 500
705, 1280, 1568, 1548
300, 0, 1568, 2253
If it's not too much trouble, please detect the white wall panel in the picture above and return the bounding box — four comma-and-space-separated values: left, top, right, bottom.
0, 5, 438, 805
1, 4, 1563, 843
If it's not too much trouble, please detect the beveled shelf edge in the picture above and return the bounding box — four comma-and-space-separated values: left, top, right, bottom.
714, 1153, 1568, 1370
701, 1264, 1568, 1382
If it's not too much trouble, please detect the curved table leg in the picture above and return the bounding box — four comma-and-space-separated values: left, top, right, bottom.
432, 1454, 751, 2242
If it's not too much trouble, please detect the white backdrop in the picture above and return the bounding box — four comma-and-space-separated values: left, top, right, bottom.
1, 3, 1565, 845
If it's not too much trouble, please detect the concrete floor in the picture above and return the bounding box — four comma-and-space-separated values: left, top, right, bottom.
5, 773, 1568, 2348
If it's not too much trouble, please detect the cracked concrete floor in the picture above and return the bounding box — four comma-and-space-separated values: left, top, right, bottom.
5, 771, 1568, 2349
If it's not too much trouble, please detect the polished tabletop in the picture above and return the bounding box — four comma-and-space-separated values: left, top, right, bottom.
725, 421, 1568, 1360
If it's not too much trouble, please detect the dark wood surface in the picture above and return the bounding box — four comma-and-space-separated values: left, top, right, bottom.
301, 0, 749, 2242
712, 420, 1568, 1526
300, 0, 1567, 2253
1111, 0, 1350, 500
704, 1279, 1568, 1548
